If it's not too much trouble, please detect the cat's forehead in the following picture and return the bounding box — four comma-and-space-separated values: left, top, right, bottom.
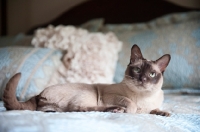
130, 59, 160, 72
131, 59, 153, 66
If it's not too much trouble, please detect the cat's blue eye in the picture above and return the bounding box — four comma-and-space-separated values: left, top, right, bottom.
133, 67, 141, 73
149, 72, 156, 78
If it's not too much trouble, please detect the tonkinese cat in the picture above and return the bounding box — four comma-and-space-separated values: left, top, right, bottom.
3, 44, 171, 116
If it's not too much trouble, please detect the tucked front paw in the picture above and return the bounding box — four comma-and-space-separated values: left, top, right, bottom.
150, 109, 171, 117
104, 106, 126, 113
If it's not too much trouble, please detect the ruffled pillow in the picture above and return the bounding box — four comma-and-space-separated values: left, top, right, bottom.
32, 25, 122, 84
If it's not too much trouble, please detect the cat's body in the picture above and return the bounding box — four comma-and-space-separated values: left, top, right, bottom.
3, 44, 171, 116
37, 82, 163, 114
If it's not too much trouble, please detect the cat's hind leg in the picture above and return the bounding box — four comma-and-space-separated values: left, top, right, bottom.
37, 104, 64, 112
36, 97, 64, 112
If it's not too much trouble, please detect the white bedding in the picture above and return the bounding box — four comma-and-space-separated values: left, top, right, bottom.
0, 91, 200, 132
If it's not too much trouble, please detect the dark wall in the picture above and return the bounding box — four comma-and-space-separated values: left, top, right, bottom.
27, 0, 199, 34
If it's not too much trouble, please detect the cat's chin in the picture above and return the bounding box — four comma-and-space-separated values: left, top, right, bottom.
134, 81, 158, 92
135, 84, 153, 92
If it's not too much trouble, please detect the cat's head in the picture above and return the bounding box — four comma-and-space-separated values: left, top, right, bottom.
123, 44, 170, 93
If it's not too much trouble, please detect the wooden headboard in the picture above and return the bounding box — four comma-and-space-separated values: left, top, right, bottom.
27, 0, 199, 34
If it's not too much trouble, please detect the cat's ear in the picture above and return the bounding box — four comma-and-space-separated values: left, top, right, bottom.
130, 44, 143, 63
155, 54, 171, 72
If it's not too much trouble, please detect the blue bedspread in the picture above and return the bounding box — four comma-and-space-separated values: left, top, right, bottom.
0, 91, 199, 132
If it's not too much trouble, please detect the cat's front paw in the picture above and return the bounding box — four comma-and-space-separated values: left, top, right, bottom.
150, 109, 171, 117
104, 106, 126, 113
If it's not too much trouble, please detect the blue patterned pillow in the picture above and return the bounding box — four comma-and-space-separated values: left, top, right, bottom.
110, 18, 200, 89
0, 47, 62, 101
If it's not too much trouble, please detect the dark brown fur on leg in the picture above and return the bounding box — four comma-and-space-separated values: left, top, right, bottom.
104, 106, 126, 113
3, 73, 37, 110
150, 108, 170, 117
68, 106, 126, 113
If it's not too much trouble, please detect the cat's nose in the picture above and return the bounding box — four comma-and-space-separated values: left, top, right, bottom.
141, 77, 147, 82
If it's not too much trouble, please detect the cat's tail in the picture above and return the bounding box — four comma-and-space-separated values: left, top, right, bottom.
3, 73, 37, 111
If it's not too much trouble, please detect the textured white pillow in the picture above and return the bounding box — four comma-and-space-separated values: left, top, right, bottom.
32, 25, 122, 84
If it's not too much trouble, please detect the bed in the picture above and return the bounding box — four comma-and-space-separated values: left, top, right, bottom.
0, 0, 200, 132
